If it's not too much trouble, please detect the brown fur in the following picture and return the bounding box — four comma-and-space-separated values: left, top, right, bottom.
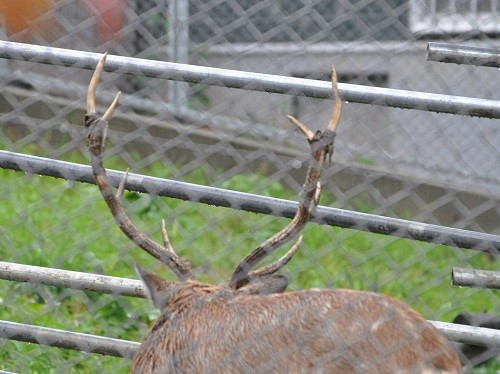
131, 278, 462, 373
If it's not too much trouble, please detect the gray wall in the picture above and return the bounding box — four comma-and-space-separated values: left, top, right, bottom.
197, 41, 500, 192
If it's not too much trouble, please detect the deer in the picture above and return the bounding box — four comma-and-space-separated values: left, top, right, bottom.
84, 54, 462, 373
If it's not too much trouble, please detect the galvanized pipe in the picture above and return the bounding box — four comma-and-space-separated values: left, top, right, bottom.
429, 321, 500, 348
427, 42, 500, 68
452, 267, 500, 290
4, 261, 500, 346
1, 262, 499, 350
0, 319, 498, 354
0, 320, 139, 358
0, 41, 499, 118
0, 261, 146, 298
1, 150, 499, 255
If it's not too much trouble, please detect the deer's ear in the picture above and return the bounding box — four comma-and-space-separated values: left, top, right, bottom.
237, 275, 289, 295
135, 264, 173, 311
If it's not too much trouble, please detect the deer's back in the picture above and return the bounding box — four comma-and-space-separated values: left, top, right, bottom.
131, 288, 461, 373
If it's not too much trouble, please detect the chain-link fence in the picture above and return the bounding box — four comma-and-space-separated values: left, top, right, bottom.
0, 1, 499, 372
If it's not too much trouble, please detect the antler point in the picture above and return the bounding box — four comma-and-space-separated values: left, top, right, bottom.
286, 115, 315, 141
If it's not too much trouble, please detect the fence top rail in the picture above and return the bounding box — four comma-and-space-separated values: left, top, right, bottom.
427, 42, 500, 68
0, 41, 499, 119
1, 150, 499, 255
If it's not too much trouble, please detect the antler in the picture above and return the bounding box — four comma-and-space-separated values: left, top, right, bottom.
85, 54, 193, 281
228, 67, 342, 289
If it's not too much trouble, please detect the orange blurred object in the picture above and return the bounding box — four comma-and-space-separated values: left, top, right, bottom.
85, 0, 124, 43
0, 0, 56, 41
0, 0, 124, 43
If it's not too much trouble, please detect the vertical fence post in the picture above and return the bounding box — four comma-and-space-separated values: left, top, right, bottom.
167, 0, 189, 108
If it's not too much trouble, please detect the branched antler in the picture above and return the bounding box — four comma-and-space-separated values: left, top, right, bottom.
85, 54, 193, 281
228, 67, 342, 289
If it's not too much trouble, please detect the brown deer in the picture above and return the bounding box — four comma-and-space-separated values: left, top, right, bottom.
84, 54, 462, 373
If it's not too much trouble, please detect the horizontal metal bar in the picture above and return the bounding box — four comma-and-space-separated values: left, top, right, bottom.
0, 41, 499, 118
427, 42, 500, 68
7, 262, 500, 348
429, 321, 500, 348
0, 318, 498, 355
0, 263, 498, 350
1, 150, 499, 255
452, 267, 500, 290
205, 41, 427, 56
0, 261, 146, 298
3, 262, 500, 348
0, 320, 139, 358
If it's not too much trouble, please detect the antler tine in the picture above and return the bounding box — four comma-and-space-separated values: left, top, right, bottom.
327, 67, 342, 133
102, 91, 122, 122
161, 219, 178, 256
228, 66, 342, 289
248, 236, 302, 279
115, 168, 129, 201
87, 53, 107, 114
286, 115, 314, 141
84, 54, 193, 281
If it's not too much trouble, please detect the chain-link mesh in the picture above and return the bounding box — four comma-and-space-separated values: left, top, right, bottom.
0, 1, 498, 372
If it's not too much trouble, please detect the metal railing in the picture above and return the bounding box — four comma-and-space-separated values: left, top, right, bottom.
1, 41, 499, 118
0, 0, 500, 372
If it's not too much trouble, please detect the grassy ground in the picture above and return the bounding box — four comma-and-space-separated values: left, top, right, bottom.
0, 151, 498, 372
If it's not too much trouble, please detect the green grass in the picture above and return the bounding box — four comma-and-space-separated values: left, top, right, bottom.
0, 153, 498, 372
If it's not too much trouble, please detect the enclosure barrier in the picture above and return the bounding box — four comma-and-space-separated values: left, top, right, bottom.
0, 261, 145, 298
0, 41, 499, 118
427, 43, 500, 297
1, 150, 499, 255
0, 320, 139, 358
429, 321, 500, 348
1, 318, 499, 357
1, 261, 499, 351
0, 41, 499, 366
427, 42, 500, 68
452, 267, 500, 290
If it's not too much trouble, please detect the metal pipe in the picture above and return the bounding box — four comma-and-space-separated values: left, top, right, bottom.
0, 41, 499, 118
0, 320, 139, 358
0, 261, 146, 298
427, 42, 500, 68
429, 321, 500, 348
0, 263, 498, 351
167, 0, 190, 107
1, 150, 499, 255
452, 267, 500, 289
0, 319, 497, 355
4, 262, 500, 349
